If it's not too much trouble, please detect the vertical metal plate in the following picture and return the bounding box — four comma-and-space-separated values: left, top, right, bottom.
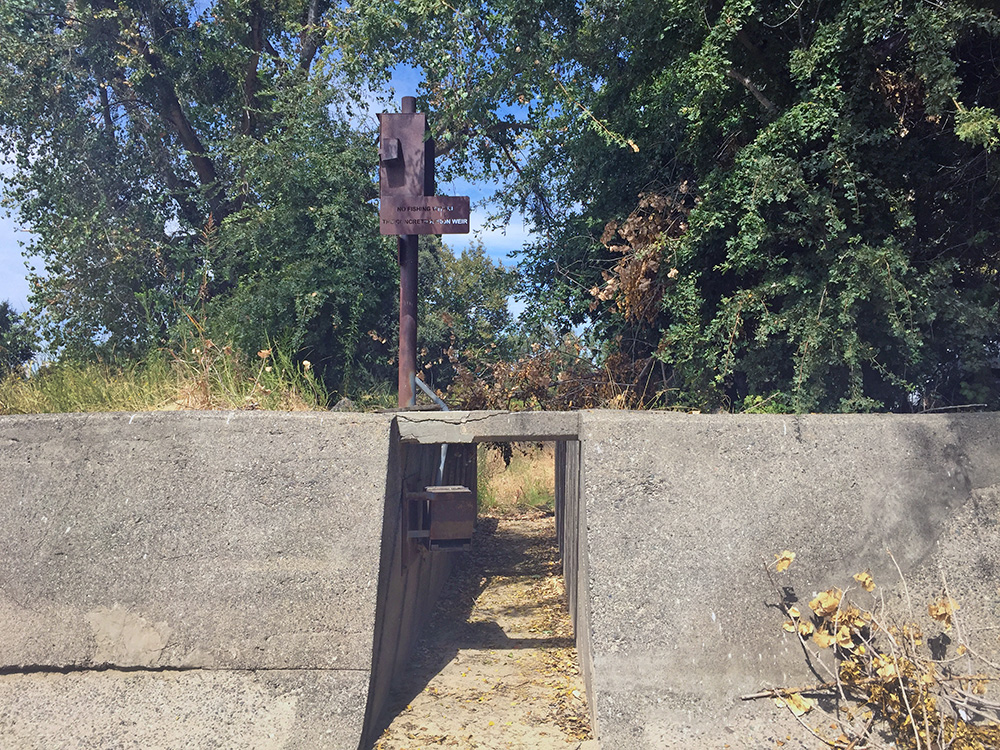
378, 113, 427, 198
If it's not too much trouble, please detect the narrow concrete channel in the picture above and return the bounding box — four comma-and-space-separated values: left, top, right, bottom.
372, 511, 595, 749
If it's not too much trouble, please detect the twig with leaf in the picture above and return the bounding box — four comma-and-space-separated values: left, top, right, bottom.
747, 550, 1000, 749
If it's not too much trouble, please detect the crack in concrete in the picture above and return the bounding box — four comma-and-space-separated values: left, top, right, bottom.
0, 664, 370, 676
397, 412, 503, 425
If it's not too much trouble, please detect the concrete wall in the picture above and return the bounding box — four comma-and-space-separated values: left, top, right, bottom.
361, 437, 477, 747
577, 412, 1000, 749
0, 412, 394, 749
3, 410, 999, 750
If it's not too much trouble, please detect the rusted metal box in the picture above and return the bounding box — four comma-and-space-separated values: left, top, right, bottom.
426, 485, 475, 550
406, 484, 475, 552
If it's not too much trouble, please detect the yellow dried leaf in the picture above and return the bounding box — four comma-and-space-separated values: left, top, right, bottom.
798, 620, 815, 637
775, 550, 796, 572
958, 644, 968, 656
853, 571, 876, 592
813, 629, 835, 648
782, 620, 796, 633
835, 625, 855, 650
809, 588, 843, 617
788, 606, 801, 619
875, 657, 897, 679
784, 693, 815, 716
928, 597, 960, 630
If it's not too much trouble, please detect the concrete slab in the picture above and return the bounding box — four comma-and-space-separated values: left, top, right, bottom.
6, 409, 999, 750
0, 669, 368, 749
577, 412, 1000, 749
0, 411, 393, 672
396, 410, 580, 444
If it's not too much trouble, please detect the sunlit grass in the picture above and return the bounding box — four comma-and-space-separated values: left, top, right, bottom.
478, 442, 556, 515
0, 340, 328, 415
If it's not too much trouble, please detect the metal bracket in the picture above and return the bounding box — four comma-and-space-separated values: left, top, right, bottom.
379, 137, 402, 163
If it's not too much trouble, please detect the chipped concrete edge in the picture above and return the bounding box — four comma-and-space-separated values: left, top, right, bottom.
395, 410, 582, 444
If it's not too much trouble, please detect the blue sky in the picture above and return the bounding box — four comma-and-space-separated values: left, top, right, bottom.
0, 66, 535, 315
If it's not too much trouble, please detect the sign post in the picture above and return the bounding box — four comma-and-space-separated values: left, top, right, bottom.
378, 97, 470, 408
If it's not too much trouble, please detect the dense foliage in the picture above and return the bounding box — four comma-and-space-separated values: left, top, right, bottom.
340, 0, 1000, 411
0, 300, 35, 376
417, 239, 518, 389
3, 0, 999, 410
0, 0, 395, 390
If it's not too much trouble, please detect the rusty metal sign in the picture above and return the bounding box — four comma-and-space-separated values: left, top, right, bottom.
379, 96, 472, 407
377, 112, 434, 198
379, 195, 471, 235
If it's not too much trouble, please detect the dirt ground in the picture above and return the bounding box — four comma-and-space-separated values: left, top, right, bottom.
372, 511, 596, 750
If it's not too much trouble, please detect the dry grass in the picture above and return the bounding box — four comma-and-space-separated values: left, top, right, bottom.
0, 341, 328, 414
478, 443, 556, 515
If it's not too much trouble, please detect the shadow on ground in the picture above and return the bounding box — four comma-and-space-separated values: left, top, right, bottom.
370, 512, 593, 749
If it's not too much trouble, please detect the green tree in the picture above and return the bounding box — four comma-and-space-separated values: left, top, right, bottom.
339, 0, 1000, 411
0, 301, 35, 377
416, 239, 518, 390
0, 0, 394, 388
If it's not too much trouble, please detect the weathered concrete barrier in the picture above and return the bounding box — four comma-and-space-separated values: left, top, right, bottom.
2, 410, 998, 749
0, 412, 394, 749
575, 412, 1000, 749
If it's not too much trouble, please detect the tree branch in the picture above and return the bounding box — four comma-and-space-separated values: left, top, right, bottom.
298, 0, 331, 73
726, 68, 778, 116
136, 4, 228, 221
241, 1, 264, 136
436, 120, 534, 158
98, 84, 116, 143
110, 80, 204, 228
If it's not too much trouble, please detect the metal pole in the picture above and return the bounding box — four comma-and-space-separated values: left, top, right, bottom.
398, 233, 418, 408
398, 95, 418, 408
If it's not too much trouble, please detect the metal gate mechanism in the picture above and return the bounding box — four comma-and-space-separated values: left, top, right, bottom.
406, 485, 475, 551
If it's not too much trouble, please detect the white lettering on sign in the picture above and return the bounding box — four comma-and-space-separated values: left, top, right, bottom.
379, 195, 471, 235
395, 205, 460, 213
380, 218, 470, 226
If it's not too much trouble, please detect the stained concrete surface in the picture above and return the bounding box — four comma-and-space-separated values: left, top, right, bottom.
0, 669, 368, 749
0, 411, 394, 749
577, 412, 1000, 749
0, 411, 390, 670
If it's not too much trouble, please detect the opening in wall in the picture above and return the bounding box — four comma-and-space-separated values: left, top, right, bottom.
372, 440, 594, 749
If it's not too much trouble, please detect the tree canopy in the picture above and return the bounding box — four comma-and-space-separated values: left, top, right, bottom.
2, 0, 998, 410
0, 0, 394, 388
340, 0, 1000, 411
